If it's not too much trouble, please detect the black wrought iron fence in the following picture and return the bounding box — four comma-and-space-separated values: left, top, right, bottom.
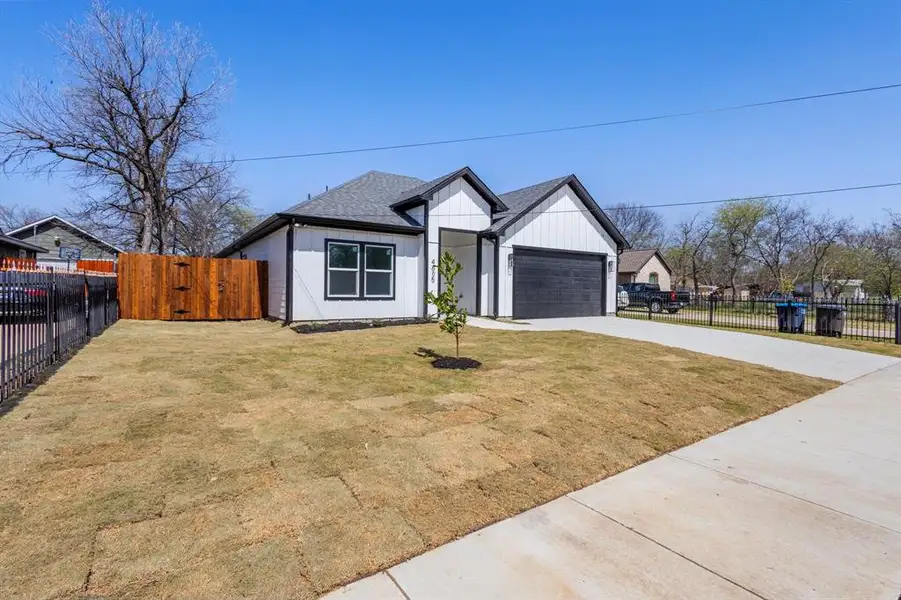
617, 292, 901, 344
0, 270, 119, 402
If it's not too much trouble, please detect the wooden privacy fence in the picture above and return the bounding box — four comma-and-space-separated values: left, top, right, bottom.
77, 259, 117, 273
118, 253, 268, 320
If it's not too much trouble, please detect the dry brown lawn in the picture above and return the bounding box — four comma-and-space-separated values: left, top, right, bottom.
0, 320, 836, 599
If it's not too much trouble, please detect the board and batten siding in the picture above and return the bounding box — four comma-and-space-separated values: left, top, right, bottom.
426, 177, 492, 304
293, 226, 422, 320
230, 226, 287, 320
497, 184, 618, 317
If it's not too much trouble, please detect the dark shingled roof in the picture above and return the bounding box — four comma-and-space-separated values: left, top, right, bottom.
216, 168, 629, 257
283, 170, 426, 228
618, 249, 671, 274
488, 176, 570, 233
390, 170, 463, 208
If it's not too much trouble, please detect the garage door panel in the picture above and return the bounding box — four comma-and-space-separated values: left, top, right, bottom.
512, 248, 605, 319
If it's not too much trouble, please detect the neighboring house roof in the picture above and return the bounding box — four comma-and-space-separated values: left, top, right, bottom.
0, 233, 47, 253
216, 168, 628, 257
7, 215, 123, 254
618, 249, 672, 275
489, 174, 629, 249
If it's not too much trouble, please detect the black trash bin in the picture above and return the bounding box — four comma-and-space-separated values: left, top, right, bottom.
815, 305, 846, 338
776, 302, 807, 333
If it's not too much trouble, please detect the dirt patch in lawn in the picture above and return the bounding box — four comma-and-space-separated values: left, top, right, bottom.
0, 320, 836, 598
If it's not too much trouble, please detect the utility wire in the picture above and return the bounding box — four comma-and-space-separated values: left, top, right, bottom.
251, 180, 901, 221
229, 82, 901, 164
4, 82, 901, 176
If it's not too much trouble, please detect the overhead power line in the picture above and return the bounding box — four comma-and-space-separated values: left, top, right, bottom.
251, 180, 901, 221
228, 82, 901, 164
4, 82, 901, 176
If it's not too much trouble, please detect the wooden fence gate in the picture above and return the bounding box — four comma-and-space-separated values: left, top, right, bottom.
118, 253, 268, 320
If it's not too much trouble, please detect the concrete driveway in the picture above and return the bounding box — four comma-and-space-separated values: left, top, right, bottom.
469, 316, 899, 382
326, 362, 901, 600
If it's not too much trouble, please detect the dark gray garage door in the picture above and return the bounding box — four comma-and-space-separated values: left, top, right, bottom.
512, 248, 606, 319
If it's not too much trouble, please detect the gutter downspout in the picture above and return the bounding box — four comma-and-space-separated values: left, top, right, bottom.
422, 203, 430, 320
475, 234, 483, 317
285, 219, 295, 324
492, 234, 500, 318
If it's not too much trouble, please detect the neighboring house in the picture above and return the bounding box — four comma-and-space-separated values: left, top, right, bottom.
0, 233, 47, 259
217, 167, 629, 321
617, 249, 673, 290
6, 215, 121, 269
795, 280, 867, 301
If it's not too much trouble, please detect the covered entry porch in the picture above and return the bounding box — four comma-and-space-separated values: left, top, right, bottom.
437, 228, 492, 317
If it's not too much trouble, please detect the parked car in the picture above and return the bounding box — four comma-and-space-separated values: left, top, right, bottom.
617, 285, 630, 309
0, 276, 50, 321
621, 282, 690, 313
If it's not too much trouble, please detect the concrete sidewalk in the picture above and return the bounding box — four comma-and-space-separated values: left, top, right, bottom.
325, 363, 901, 600
469, 316, 899, 382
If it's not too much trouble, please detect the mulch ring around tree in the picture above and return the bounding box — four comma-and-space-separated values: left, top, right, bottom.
414, 347, 481, 370
431, 357, 482, 370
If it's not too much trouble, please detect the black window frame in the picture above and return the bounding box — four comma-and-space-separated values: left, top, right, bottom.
324, 238, 396, 301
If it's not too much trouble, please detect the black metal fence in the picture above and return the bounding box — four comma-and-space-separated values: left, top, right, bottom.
617, 293, 901, 344
1, 270, 118, 402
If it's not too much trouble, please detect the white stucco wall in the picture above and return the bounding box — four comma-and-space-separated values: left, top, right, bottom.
426, 177, 492, 304
497, 184, 618, 317
230, 226, 287, 320
635, 255, 672, 291
292, 226, 422, 321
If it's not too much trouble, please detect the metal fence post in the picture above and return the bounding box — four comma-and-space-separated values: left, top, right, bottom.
895, 300, 901, 345
708, 296, 714, 327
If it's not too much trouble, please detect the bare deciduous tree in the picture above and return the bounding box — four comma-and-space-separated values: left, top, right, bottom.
800, 211, 851, 297
860, 222, 901, 299
750, 199, 807, 293
669, 212, 715, 297
0, 203, 44, 232
608, 202, 667, 249
170, 165, 255, 256
0, 1, 232, 253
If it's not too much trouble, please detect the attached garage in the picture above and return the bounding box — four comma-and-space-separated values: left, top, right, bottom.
511, 247, 606, 319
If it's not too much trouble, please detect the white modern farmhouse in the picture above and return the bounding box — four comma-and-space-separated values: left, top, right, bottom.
217, 167, 629, 322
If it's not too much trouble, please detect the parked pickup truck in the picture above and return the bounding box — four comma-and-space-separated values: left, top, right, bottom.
621, 283, 690, 313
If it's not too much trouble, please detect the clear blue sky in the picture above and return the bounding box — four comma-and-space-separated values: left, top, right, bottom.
1, 0, 899, 226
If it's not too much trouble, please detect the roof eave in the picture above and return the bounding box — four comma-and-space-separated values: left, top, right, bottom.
492, 175, 630, 250
290, 215, 424, 235
214, 214, 288, 258
7, 215, 124, 254
0, 235, 48, 253
388, 166, 509, 213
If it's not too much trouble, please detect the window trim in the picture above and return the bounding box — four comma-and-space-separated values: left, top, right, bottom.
324, 238, 397, 301
325, 241, 360, 298
363, 243, 395, 298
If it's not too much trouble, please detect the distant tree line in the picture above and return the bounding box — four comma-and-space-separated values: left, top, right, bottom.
610, 199, 901, 299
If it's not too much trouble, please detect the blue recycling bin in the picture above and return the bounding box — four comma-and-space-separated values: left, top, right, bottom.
775, 302, 807, 333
